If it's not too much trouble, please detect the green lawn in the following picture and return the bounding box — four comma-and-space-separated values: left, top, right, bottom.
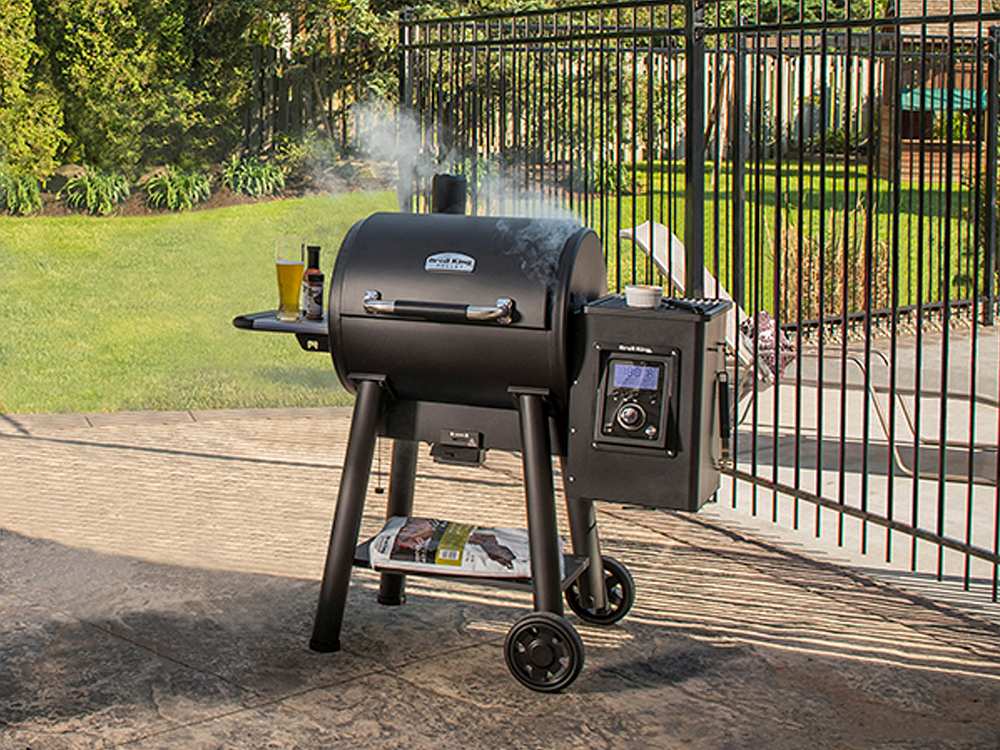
0, 192, 395, 414
2, 166, 988, 414
584, 161, 985, 321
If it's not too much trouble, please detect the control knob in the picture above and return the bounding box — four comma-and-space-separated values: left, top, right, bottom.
616, 402, 646, 431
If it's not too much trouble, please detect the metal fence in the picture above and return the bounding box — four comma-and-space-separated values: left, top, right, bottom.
398, 0, 1000, 600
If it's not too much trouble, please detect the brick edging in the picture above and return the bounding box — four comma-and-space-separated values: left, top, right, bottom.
0, 406, 355, 435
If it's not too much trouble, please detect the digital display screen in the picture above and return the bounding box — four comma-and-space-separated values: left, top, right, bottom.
612, 363, 659, 390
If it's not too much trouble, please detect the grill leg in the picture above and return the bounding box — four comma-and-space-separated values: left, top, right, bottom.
515, 392, 564, 615
377, 439, 418, 606
309, 378, 383, 653
564, 491, 609, 611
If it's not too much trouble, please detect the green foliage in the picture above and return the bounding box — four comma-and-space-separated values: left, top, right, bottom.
0, 0, 66, 177
29, 0, 263, 172
0, 0, 611, 182
144, 167, 212, 211
62, 169, 131, 216
933, 112, 975, 143
222, 155, 285, 198
0, 170, 42, 215
955, 171, 999, 295
273, 135, 316, 181
33, 0, 206, 172
804, 126, 852, 155
709, 0, 885, 24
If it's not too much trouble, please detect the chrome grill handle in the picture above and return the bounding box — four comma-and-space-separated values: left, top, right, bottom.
363, 290, 515, 326
465, 298, 515, 324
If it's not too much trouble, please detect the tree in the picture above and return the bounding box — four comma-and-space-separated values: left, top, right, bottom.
0, 0, 65, 177
33, 0, 217, 172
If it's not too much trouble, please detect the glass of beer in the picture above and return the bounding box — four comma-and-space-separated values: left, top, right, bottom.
275, 242, 305, 322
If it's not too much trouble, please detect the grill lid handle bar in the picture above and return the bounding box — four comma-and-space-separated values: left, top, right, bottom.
362, 290, 515, 325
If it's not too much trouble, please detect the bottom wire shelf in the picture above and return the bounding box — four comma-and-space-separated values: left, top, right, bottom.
352, 537, 590, 592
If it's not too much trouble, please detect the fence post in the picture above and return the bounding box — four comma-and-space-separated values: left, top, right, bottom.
398, 9, 415, 212
684, 0, 706, 298
731, 34, 745, 310
984, 27, 999, 326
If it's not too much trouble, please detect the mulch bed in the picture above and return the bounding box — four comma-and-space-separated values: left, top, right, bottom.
32, 161, 394, 218
36, 186, 280, 218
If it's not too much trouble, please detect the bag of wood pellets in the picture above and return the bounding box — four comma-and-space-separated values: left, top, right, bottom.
369, 516, 563, 579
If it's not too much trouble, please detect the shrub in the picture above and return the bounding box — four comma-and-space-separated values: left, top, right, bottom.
0, 0, 66, 178
273, 135, 313, 180
144, 167, 212, 211
62, 169, 130, 215
566, 158, 621, 195
933, 112, 974, 143
0, 171, 42, 215
955, 171, 1000, 296
222, 155, 285, 197
804, 126, 850, 155
775, 193, 891, 322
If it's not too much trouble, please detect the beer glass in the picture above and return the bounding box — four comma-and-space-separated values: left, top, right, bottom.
275, 242, 305, 322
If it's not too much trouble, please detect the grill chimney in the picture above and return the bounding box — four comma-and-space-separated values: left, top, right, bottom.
431, 173, 467, 214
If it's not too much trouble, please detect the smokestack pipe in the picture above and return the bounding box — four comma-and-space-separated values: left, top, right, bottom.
431, 173, 467, 215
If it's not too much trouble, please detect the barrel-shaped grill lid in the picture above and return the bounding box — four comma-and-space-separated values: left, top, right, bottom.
334, 213, 591, 329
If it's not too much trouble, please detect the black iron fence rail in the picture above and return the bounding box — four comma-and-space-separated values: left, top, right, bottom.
707, 11, 1000, 35
407, 0, 685, 25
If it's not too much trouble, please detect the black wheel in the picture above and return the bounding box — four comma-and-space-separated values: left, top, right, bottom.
504, 612, 584, 693
565, 556, 635, 626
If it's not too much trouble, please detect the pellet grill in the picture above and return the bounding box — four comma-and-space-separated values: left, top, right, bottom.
235, 198, 731, 692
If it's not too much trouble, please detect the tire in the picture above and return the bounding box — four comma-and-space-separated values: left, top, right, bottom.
504, 611, 585, 692
565, 556, 635, 626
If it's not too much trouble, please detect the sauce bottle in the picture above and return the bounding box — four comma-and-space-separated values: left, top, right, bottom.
302, 245, 325, 320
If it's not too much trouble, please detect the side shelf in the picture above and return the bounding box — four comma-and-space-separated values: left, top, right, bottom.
233, 311, 330, 353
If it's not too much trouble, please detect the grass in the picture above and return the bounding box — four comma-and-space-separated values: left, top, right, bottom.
0, 192, 395, 414
2, 162, 989, 413
582, 160, 985, 320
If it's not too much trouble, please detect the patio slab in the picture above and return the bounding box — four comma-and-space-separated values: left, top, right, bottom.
2, 408, 1000, 749
720, 324, 1000, 611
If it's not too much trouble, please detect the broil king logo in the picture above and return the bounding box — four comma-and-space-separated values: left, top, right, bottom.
424, 252, 476, 273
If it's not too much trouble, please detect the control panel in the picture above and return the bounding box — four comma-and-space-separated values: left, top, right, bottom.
567, 293, 731, 512
593, 351, 680, 453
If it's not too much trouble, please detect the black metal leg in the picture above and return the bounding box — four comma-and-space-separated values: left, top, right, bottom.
564, 493, 608, 611
378, 439, 418, 606
515, 393, 564, 615
310, 379, 383, 653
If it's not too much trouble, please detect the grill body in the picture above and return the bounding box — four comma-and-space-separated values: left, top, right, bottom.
234, 207, 731, 692
328, 213, 606, 411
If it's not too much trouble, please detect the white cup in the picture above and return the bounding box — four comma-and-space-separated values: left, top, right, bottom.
624, 284, 663, 308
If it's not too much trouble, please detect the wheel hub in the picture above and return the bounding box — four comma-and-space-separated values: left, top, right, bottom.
527, 639, 555, 668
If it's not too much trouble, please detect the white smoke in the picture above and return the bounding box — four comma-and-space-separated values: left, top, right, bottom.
495, 216, 582, 287
348, 99, 581, 223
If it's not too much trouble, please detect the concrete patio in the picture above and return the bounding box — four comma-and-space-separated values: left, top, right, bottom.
2, 408, 1000, 749
717, 325, 1000, 606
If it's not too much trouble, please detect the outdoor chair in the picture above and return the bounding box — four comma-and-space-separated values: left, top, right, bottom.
619, 221, 997, 486
618, 222, 785, 423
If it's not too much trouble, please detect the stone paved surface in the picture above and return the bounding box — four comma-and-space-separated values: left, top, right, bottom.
713, 326, 1000, 611
2, 408, 1000, 749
